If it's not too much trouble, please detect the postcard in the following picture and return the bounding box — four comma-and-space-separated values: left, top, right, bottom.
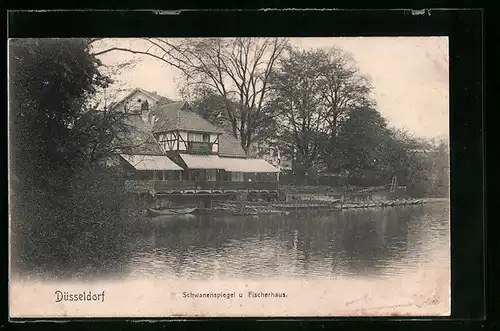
8, 36, 450, 318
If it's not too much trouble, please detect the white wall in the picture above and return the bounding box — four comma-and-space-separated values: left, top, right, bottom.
179, 131, 188, 150
210, 134, 219, 153
116, 90, 158, 113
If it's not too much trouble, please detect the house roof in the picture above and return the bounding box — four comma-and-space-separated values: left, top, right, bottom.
120, 154, 182, 171
178, 154, 277, 172
125, 87, 171, 103
222, 157, 278, 173
179, 154, 225, 169
119, 114, 164, 155
109, 88, 174, 110
152, 101, 224, 134
114, 88, 248, 158
139, 88, 171, 102
218, 132, 247, 158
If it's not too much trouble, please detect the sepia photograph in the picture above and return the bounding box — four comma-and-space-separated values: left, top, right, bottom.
8, 36, 450, 318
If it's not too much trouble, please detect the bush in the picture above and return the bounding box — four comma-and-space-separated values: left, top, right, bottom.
11, 165, 147, 279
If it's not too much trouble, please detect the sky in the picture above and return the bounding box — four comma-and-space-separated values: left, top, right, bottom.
94, 37, 449, 140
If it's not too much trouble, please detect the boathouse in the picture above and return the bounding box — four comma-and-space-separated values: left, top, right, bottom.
111, 88, 279, 199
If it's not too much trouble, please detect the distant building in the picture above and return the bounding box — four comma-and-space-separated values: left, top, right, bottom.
109, 88, 279, 196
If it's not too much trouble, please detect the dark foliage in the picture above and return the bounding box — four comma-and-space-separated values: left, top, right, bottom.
9, 39, 145, 278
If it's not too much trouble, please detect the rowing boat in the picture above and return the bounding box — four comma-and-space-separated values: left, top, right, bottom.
147, 205, 198, 217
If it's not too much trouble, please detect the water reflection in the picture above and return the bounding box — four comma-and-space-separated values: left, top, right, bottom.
11, 203, 449, 281
10, 222, 135, 281
125, 203, 449, 281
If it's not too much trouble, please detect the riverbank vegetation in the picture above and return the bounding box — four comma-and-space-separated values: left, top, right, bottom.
9, 39, 146, 276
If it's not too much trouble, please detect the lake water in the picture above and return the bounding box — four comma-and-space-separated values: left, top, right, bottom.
9, 202, 450, 317
123, 203, 450, 281
11, 202, 450, 282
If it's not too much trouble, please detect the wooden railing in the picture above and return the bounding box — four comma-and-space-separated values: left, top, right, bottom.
186, 141, 214, 154
154, 180, 196, 191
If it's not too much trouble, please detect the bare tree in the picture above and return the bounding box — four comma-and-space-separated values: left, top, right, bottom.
91, 37, 289, 154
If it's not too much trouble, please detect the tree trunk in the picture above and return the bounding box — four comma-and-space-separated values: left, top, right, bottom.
294, 164, 307, 185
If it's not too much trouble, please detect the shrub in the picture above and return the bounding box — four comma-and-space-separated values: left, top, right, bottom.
11, 165, 147, 279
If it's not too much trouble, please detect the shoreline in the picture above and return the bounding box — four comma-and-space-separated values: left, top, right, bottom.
192, 197, 449, 217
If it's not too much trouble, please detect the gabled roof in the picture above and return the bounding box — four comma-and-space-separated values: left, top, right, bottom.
125, 87, 171, 103
152, 101, 224, 134
109, 88, 174, 110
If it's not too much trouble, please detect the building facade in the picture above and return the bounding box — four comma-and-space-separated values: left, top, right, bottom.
111, 88, 279, 197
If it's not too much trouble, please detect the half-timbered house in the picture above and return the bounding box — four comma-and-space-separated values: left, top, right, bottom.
111, 88, 279, 197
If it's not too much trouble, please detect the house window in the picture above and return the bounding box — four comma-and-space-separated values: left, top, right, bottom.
141, 100, 149, 112
206, 169, 217, 182
203, 134, 210, 142
231, 172, 244, 182
188, 132, 202, 142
